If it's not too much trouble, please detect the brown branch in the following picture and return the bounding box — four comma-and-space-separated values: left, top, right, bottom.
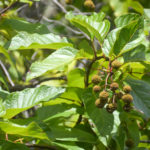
84, 56, 104, 88
26, 144, 57, 150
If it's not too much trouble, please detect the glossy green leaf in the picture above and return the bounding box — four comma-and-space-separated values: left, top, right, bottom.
0, 121, 48, 140
27, 47, 78, 81
66, 12, 110, 44
102, 18, 143, 56
81, 88, 114, 136
126, 77, 150, 118
115, 13, 140, 27
1, 85, 65, 119
5, 31, 72, 50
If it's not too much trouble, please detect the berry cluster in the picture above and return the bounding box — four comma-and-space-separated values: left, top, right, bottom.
92, 60, 133, 113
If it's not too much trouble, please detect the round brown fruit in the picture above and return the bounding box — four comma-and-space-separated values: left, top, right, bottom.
123, 85, 132, 93
95, 99, 105, 108
106, 103, 117, 113
99, 91, 109, 100
92, 75, 101, 84
65, 0, 72, 4
125, 139, 134, 148
112, 60, 122, 69
122, 94, 133, 103
84, 0, 95, 9
93, 85, 101, 92
110, 82, 119, 91
123, 104, 132, 112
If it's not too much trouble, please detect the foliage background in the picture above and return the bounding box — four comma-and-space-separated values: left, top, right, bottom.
0, 0, 150, 149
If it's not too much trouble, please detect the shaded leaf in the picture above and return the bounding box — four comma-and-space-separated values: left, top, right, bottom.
81, 88, 114, 136
0, 141, 29, 150
126, 77, 150, 118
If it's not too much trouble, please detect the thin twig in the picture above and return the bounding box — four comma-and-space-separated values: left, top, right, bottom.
52, 0, 67, 13
0, 60, 15, 87
84, 56, 104, 88
42, 16, 82, 35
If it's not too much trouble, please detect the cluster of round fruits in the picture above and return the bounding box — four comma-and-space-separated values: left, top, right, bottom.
92, 60, 133, 113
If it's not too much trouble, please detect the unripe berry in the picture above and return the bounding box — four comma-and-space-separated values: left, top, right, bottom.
93, 85, 101, 92
122, 94, 133, 103
112, 60, 122, 69
99, 91, 109, 100
95, 99, 106, 108
110, 82, 119, 91
125, 139, 134, 148
92, 75, 101, 84
84, 0, 95, 9
123, 85, 132, 93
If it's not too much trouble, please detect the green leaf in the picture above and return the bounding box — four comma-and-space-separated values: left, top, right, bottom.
0, 141, 29, 150
81, 88, 114, 136
5, 31, 72, 50
44, 87, 82, 106
126, 77, 150, 118
0, 121, 48, 140
67, 68, 85, 88
102, 18, 143, 56
46, 126, 97, 143
123, 45, 146, 62
129, 1, 144, 15
66, 12, 110, 44
0, 18, 49, 36
1, 85, 65, 119
27, 47, 78, 81
36, 104, 79, 123
52, 141, 85, 150
115, 13, 140, 27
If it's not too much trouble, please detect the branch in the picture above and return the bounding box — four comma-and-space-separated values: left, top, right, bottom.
0, 60, 15, 87
52, 0, 67, 13
84, 56, 104, 88
42, 16, 82, 35
0, 1, 18, 15
26, 144, 57, 150
10, 76, 66, 92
